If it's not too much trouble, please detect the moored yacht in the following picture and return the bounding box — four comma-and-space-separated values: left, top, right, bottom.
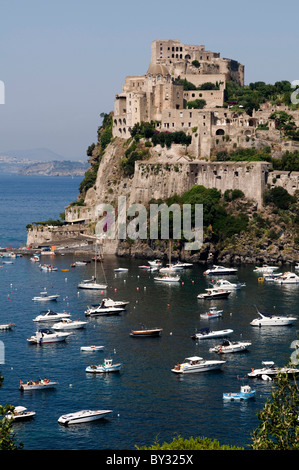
58, 409, 112, 425
250, 307, 296, 327
204, 265, 238, 276
171, 356, 225, 373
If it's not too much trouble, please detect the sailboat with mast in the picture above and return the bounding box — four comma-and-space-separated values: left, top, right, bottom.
78, 241, 108, 290
154, 240, 181, 283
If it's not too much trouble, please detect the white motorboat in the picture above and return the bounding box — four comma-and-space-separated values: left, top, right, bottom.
58, 409, 112, 425
32, 291, 59, 301
80, 345, 105, 352
253, 265, 279, 273
209, 338, 252, 354
75, 261, 87, 266
85, 304, 125, 316
0, 323, 14, 330
85, 298, 129, 314
171, 356, 225, 374
6, 406, 36, 420
197, 288, 231, 299
173, 262, 193, 268
295, 264, 299, 270
203, 265, 238, 276
200, 307, 223, 319
19, 378, 58, 391
212, 279, 245, 290
148, 260, 162, 267
27, 328, 71, 344
114, 267, 128, 272
223, 385, 256, 401
52, 318, 87, 330
274, 272, 299, 284
154, 274, 180, 283
191, 327, 234, 340
250, 308, 296, 327
33, 310, 71, 322
248, 361, 299, 378
86, 358, 122, 373
159, 265, 183, 273
263, 272, 283, 281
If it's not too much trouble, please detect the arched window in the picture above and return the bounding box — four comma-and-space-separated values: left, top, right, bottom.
216, 129, 225, 136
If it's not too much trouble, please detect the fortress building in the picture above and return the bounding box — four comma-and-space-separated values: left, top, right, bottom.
113, 39, 244, 148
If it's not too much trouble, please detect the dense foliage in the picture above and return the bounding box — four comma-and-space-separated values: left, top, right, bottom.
215, 146, 299, 172
0, 374, 23, 450
251, 373, 299, 450
79, 113, 113, 195
225, 80, 295, 115
130, 121, 192, 150
137, 435, 243, 450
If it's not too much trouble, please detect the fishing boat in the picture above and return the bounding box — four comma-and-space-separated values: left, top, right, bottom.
6, 406, 36, 420
171, 356, 225, 374
80, 345, 105, 352
248, 361, 299, 378
58, 409, 113, 425
19, 378, 58, 391
130, 325, 163, 337
33, 310, 71, 322
0, 323, 14, 330
78, 242, 107, 290
85, 358, 122, 373
32, 291, 59, 301
250, 307, 296, 327
27, 328, 71, 344
197, 288, 231, 299
52, 318, 87, 330
274, 272, 299, 284
200, 307, 223, 319
212, 279, 245, 290
191, 327, 234, 340
203, 265, 238, 276
209, 338, 252, 354
223, 385, 256, 401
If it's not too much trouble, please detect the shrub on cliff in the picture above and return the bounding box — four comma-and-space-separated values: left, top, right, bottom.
263, 186, 296, 210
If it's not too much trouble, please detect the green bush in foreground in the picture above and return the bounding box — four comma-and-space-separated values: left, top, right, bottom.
136, 436, 244, 450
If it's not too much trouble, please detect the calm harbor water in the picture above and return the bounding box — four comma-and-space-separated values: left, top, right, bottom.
0, 174, 298, 450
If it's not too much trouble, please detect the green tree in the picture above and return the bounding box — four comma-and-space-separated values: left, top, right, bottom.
0, 374, 23, 450
251, 372, 299, 450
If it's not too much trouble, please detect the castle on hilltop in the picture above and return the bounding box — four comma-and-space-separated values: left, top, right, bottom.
112, 39, 299, 159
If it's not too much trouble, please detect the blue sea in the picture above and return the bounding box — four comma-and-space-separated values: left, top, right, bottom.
0, 174, 298, 451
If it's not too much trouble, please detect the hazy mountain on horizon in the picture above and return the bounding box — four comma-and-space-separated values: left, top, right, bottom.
0, 147, 69, 162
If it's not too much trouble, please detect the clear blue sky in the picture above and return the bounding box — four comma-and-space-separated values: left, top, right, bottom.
0, 0, 298, 161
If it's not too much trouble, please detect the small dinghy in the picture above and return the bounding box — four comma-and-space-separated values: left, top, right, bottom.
130, 325, 163, 337
85, 358, 122, 373
223, 385, 256, 401
58, 409, 112, 425
80, 345, 105, 352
